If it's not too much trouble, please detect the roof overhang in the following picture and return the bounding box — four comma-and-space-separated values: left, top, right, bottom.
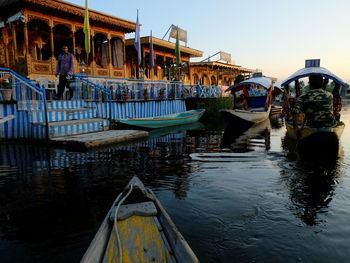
190, 61, 256, 73
281, 66, 345, 86
225, 76, 273, 92
125, 36, 203, 57
0, 0, 136, 33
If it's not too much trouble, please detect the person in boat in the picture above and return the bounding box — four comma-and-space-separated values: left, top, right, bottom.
234, 94, 248, 110
332, 82, 342, 121
291, 74, 336, 133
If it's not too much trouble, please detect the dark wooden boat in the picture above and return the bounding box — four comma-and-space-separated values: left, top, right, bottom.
81, 177, 198, 263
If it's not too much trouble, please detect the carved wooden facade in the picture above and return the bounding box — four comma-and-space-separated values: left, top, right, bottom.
189, 62, 257, 86
0, 0, 135, 79
125, 37, 203, 83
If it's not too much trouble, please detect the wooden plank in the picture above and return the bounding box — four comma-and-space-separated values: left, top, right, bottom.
103, 216, 174, 263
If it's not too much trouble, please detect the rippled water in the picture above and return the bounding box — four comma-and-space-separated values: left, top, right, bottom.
1, 102, 350, 263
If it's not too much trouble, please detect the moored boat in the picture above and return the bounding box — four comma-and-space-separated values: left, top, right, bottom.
118, 109, 205, 129
281, 60, 346, 149
220, 73, 274, 126
81, 176, 198, 263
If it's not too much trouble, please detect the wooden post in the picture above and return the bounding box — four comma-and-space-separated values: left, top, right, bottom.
11, 24, 17, 60
72, 26, 76, 57
50, 26, 54, 57
107, 34, 112, 77
23, 22, 29, 56
91, 30, 95, 75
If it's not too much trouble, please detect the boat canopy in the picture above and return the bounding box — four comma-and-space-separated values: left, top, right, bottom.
225, 76, 272, 92
281, 67, 345, 87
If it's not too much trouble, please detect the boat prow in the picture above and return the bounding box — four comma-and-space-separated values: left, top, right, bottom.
220, 107, 271, 126
118, 109, 205, 129
81, 176, 198, 263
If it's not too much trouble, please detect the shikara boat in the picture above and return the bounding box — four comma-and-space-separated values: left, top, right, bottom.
220, 73, 274, 126
281, 60, 346, 149
285, 121, 345, 141
81, 176, 198, 263
118, 109, 205, 129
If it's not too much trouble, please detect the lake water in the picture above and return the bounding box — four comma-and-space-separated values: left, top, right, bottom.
1, 102, 350, 263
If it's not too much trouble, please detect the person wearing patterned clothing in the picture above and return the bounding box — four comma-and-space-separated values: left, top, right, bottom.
291, 74, 336, 129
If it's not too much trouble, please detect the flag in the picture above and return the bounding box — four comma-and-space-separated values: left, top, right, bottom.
175, 27, 181, 67
83, 0, 91, 55
134, 10, 141, 66
149, 30, 155, 68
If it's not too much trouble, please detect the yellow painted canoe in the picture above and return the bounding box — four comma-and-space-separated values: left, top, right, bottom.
286, 121, 345, 140
81, 177, 198, 263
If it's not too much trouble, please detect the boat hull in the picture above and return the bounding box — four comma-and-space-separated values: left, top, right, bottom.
220, 107, 271, 126
286, 122, 345, 160
81, 177, 198, 263
118, 109, 205, 129
285, 122, 345, 140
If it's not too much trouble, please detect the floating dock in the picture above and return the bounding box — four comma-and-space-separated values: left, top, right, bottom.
50, 130, 149, 149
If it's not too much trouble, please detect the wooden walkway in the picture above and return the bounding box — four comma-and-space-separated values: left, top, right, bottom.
50, 130, 149, 149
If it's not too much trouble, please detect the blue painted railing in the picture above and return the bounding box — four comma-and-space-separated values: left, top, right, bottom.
0, 67, 49, 140
73, 75, 223, 100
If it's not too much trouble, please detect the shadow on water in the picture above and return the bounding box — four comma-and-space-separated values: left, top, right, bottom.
280, 133, 343, 226
0, 118, 217, 262
221, 120, 271, 152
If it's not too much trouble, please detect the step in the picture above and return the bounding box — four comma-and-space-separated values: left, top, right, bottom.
32, 118, 109, 138
17, 100, 86, 111
29, 108, 96, 123
47, 100, 86, 110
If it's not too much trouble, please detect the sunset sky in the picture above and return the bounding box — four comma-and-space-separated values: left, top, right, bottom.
69, 0, 350, 83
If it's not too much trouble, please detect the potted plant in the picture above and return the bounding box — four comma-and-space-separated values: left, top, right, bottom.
170, 86, 176, 99
143, 88, 149, 100
0, 77, 12, 101
121, 86, 129, 101
159, 87, 166, 99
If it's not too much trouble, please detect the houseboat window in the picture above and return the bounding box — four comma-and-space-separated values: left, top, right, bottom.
155, 55, 164, 77
94, 33, 109, 68
75, 28, 92, 65
15, 23, 25, 57
53, 24, 73, 59
201, 74, 209, 86
28, 19, 51, 61
111, 37, 124, 68
193, 73, 199, 84
165, 57, 173, 68
144, 52, 150, 78
211, 76, 217, 86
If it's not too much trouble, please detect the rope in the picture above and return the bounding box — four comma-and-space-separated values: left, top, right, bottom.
113, 184, 134, 263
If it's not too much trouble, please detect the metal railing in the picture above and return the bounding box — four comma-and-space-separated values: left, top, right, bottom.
72, 75, 113, 126
72, 75, 223, 100
0, 67, 49, 140
74, 75, 184, 101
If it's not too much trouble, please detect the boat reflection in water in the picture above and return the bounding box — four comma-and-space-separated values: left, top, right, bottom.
221, 119, 271, 152
278, 153, 343, 226
283, 132, 343, 163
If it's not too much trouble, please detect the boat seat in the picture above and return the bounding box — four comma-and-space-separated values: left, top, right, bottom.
110, 201, 158, 221
249, 107, 265, 112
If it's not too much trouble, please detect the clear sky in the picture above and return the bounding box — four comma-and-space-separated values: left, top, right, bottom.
69, 0, 349, 83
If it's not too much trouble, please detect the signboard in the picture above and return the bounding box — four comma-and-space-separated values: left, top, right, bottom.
170, 26, 188, 43
220, 51, 231, 63
305, 59, 320, 68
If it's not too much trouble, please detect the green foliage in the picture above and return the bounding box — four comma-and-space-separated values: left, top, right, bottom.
234, 75, 245, 85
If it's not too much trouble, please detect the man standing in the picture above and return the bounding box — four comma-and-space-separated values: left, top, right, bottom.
291, 74, 336, 134
55, 45, 74, 100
